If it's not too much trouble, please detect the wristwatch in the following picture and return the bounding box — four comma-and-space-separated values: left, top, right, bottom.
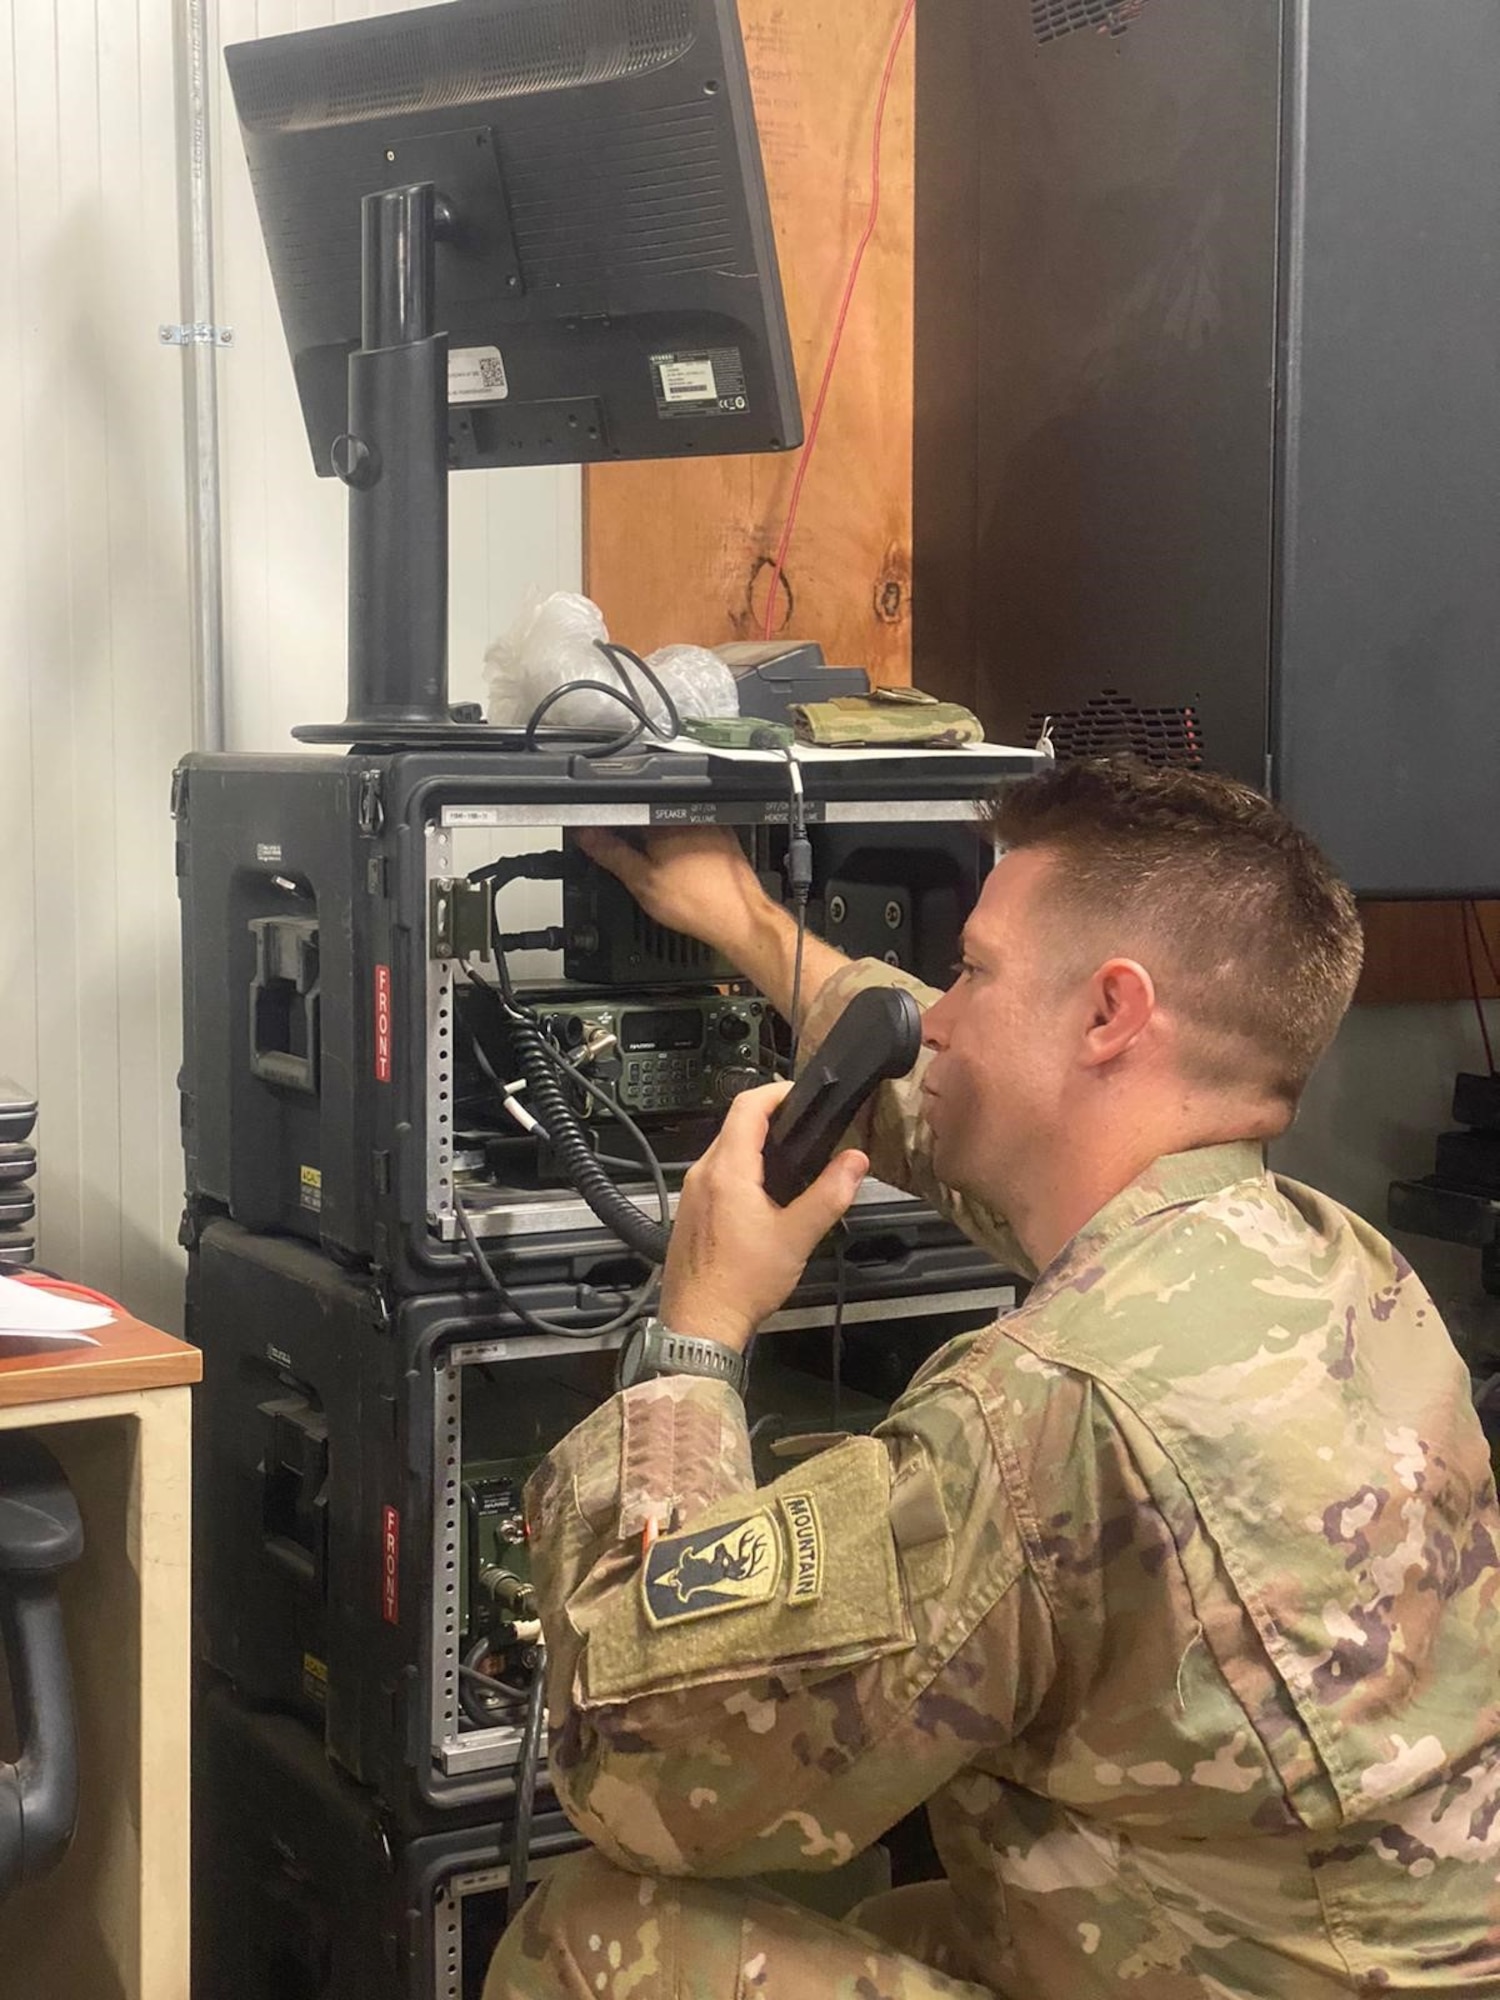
616, 1317, 750, 1396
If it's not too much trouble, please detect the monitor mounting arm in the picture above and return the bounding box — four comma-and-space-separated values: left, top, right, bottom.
294, 182, 488, 747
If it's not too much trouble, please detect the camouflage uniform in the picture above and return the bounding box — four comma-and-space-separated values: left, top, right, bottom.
486, 960, 1500, 1999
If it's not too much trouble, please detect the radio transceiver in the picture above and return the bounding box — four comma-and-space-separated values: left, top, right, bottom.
457, 985, 770, 1125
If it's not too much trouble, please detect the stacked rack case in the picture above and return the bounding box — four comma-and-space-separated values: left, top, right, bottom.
181, 742, 1035, 1994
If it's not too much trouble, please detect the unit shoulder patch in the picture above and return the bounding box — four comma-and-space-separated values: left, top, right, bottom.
642, 1511, 782, 1628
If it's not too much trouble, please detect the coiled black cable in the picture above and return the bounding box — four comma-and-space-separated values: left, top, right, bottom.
523, 678, 649, 756
596, 641, 683, 740
505, 1010, 670, 1265
518, 640, 684, 758
461, 965, 671, 1276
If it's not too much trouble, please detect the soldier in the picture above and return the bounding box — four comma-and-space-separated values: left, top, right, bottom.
485, 758, 1500, 1999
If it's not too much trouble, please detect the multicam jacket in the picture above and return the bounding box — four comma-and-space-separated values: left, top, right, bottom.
524, 958, 1500, 1997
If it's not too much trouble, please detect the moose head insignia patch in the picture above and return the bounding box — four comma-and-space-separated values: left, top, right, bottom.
641, 1495, 826, 1629
642, 1511, 782, 1628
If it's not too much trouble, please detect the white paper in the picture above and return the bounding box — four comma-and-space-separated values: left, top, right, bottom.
657, 736, 1041, 765
0, 1329, 102, 1347
0, 1275, 110, 1342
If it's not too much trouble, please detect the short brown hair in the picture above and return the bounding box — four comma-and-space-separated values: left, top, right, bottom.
982, 758, 1363, 1106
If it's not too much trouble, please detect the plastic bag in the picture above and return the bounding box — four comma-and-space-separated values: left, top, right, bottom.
483, 591, 610, 730
642, 644, 738, 728
483, 592, 738, 734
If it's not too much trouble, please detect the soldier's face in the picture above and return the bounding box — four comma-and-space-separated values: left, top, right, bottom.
918, 848, 1080, 1201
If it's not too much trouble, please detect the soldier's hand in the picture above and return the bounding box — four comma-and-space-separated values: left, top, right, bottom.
657, 1082, 867, 1353
575, 826, 773, 960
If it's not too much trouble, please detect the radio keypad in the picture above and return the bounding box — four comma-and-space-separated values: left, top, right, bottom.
540, 997, 762, 1117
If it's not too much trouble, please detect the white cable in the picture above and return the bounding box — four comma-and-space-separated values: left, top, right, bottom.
501, 1093, 545, 1136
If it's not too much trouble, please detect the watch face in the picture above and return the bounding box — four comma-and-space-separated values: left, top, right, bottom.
616, 1323, 649, 1389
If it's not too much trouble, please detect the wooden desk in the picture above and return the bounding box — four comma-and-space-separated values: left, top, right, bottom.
0, 1307, 200, 2000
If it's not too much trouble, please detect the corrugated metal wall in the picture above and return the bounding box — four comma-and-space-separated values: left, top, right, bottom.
0, 0, 194, 1331
0, 1, 580, 1330
211, 0, 583, 750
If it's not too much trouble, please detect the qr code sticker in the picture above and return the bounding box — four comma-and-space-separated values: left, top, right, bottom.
448, 345, 509, 404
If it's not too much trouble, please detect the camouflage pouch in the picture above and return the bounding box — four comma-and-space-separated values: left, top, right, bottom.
791, 687, 984, 749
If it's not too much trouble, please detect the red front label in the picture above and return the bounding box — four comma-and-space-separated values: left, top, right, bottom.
374, 964, 392, 1082
381, 1505, 400, 1625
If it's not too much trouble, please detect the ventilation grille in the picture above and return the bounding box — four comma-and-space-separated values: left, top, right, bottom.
1031, 0, 1151, 46
232, 0, 696, 133
1031, 691, 1204, 767
507, 98, 732, 285
636, 910, 717, 972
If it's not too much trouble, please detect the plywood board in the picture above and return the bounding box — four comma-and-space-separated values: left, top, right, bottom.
584, 7, 1485, 1007
0, 1388, 193, 1999
584, 0, 915, 686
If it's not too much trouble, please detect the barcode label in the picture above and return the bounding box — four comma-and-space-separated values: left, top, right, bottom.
650, 346, 749, 421
448, 345, 509, 404
657, 356, 718, 404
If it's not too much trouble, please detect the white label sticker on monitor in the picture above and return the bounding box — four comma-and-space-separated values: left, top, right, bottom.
651, 347, 748, 420
657, 355, 718, 404
448, 346, 509, 404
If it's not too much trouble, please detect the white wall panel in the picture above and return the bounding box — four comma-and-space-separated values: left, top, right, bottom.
0, 1, 580, 1334
209, 0, 582, 750
0, 0, 195, 1330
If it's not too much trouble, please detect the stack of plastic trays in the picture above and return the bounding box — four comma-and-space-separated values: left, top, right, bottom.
0, 1081, 38, 1268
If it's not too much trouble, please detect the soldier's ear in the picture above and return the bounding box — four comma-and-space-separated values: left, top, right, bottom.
1081, 958, 1154, 1067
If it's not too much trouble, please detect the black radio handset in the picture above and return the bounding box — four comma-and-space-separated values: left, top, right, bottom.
762, 986, 924, 1208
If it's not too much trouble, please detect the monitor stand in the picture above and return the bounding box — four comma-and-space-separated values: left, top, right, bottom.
293, 182, 502, 749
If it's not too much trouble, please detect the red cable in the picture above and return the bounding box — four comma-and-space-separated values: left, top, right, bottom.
1462, 902, 1496, 1075
760, 0, 917, 642
1470, 900, 1500, 993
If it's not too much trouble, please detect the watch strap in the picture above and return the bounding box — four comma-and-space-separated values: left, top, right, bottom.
632, 1319, 749, 1396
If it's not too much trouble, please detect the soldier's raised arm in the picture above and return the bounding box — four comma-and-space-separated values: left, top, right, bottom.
578, 825, 1032, 1275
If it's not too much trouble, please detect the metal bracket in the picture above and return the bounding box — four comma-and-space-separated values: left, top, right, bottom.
159, 322, 234, 347
368, 1274, 395, 1331
358, 772, 385, 836
429, 878, 493, 963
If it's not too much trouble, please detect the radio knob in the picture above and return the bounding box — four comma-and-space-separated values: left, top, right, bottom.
717, 1013, 751, 1044
714, 1067, 761, 1106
